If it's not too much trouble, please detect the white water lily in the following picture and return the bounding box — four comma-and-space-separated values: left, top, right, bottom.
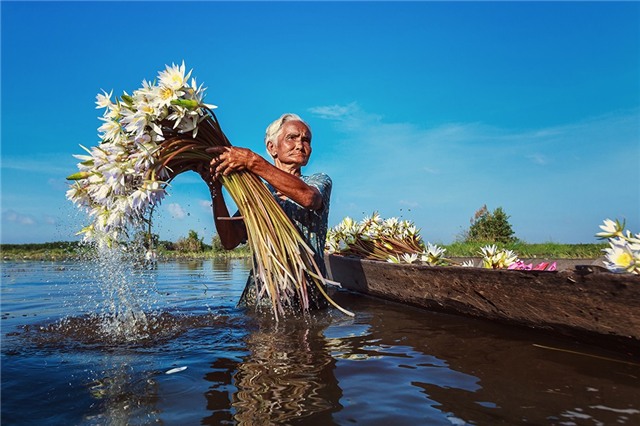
480, 245, 519, 269
420, 242, 447, 266
158, 61, 191, 91
178, 113, 203, 137
596, 218, 625, 239
595, 218, 639, 274
624, 230, 640, 245
103, 101, 122, 121
498, 249, 519, 268
166, 106, 188, 129
66, 184, 90, 207
603, 238, 638, 274
97, 117, 124, 143
387, 254, 402, 263
72, 153, 93, 164
120, 109, 150, 137
189, 78, 217, 110
480, 244, 498, 259
401, 253, 419, 264
134, 79, 164, 110
95, 89, 114, 109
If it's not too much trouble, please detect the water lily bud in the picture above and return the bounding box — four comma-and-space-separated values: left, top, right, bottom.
66, 171, 90, 180
120, 94, 134, 105
171, 99, 199, 110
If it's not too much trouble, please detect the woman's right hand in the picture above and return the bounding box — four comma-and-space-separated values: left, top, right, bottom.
206, 146, 260, 178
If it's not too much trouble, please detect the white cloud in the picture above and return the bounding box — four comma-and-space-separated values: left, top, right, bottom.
1, 154, 76, 175
2, 209, 36, 225
308, 102, 382, 132
198, 199, 212, 209
48, 177, 70, 191
308, 102, 360, 120
167, 203, 187, 219
43, 215, 59, 225
399, 200, 419, 208
527, 153, 549, 165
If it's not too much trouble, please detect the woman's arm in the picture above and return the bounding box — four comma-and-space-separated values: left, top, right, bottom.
196, 165, 247, 250
206, 146, 323, 210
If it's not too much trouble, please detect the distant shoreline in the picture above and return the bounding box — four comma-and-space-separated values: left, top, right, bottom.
1, 241, 607, 262
0, 242, 250, 262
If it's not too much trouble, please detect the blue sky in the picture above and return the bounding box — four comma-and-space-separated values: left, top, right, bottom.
1, 1, 639, 245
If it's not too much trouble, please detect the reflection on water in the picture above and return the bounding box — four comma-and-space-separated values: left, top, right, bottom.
1, 260, 639, 425
84, 353, 161, 426
328, 292, 640, 425
199, 314, 342, 425
231, 315, 341, 424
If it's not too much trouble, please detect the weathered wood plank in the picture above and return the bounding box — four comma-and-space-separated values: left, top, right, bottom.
326, 255, 640, 353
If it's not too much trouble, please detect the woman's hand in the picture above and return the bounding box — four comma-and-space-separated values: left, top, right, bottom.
206, 145, 322, 210
206, 146, 258, 178
195, 155, 247, 249
195, 162, 221, 196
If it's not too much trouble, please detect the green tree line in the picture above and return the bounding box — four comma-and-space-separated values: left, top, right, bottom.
1, 206, 606, 260
0, 230, 251, 260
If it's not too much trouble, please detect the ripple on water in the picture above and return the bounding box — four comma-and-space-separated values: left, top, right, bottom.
11, 309, 241, 351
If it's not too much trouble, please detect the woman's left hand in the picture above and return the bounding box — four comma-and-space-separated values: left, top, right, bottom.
195, 162, 221, 195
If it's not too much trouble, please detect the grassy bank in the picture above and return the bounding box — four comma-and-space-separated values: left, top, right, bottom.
0, 242, 251, 261
1, 241, 606, 262
1, 242, 92, 261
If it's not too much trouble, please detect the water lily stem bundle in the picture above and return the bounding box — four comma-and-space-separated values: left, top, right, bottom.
222, 172, 352, 318
158, 110, 353, 319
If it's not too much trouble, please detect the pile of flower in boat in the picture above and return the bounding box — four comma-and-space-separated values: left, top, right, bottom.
478, 244, 557, 271
325, 213, 443, 264
66, 62, 352, 319
326, 213, 555, 271
327, 215, 639, 276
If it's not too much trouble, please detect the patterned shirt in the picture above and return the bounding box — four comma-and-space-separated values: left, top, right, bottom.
265, 173, 332, 275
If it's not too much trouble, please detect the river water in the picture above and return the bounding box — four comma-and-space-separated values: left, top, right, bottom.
1, 258, 639, 425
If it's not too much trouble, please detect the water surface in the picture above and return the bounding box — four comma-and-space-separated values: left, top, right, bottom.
2, 259, 639, 425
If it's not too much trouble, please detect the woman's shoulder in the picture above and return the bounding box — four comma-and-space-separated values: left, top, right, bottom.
302, 172, 332, 186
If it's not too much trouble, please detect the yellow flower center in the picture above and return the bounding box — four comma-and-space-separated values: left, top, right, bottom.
616, 252, 633, 267
160, 87, 174, 100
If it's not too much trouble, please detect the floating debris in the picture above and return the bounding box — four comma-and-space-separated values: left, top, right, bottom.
165, 366, 187, 375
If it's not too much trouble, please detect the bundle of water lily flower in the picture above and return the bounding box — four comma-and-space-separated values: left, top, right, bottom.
325, 213, 449, 266
66, 62, 352, 319
596, 219, 640, 275
477, 245, 556, 271
325, 214, 561, 271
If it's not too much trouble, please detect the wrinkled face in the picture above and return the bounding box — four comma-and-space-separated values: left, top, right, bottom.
269, 120, 312, 170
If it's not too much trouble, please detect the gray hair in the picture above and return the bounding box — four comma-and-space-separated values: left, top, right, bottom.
264, 113, 311, 157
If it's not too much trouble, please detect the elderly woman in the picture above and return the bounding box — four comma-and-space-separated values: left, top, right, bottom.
200, 113, 332, 310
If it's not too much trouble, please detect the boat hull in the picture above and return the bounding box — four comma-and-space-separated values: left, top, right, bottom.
326, 254, 640, 353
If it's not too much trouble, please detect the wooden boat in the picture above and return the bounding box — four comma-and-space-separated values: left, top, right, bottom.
325, 254, 640, 354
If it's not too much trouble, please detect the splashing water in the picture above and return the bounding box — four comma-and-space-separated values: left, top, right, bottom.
80, 243, 159, 342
